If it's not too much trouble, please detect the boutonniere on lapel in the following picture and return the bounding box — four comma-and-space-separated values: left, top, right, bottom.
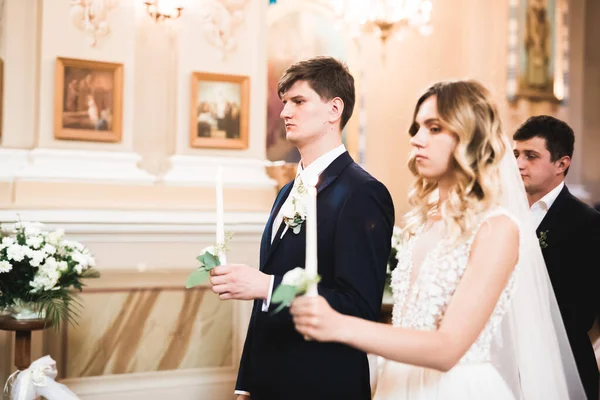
279, 180, 308, 238
538, 230, 549, 249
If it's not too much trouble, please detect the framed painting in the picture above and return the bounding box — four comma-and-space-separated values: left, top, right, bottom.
510, 0, 567, 102
54, 57, 123, 142
190, 72, 249, 149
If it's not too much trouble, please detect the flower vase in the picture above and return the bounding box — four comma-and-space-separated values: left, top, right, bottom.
10, 300, 46, 320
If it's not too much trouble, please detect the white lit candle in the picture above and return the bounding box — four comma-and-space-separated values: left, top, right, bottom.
216, 165, 226, 264
305, 177, 318, 296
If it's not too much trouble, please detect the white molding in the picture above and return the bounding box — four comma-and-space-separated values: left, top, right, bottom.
0, 209, 268, 236
0, 148, 29, 180
162, 154, 276, 188
15, 148, 155, 184
62, 367, 237, 399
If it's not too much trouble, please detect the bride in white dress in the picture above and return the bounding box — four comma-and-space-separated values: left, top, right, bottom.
291, 80, 585, 399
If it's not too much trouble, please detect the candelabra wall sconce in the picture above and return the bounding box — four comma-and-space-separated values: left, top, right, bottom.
144, 0, 183, 22
199, 0, 250, 59
70, 0, 119, 46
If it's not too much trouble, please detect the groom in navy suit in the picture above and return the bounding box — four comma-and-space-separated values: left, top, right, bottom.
209, 56, 395, 400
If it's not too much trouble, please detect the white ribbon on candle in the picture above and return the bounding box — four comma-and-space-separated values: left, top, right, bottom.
4, 356, 80, 400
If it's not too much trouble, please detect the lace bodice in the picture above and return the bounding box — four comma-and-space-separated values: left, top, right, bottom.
390, 209, 518, 364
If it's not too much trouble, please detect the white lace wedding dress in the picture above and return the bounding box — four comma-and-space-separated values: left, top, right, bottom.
374, 208, 518, 400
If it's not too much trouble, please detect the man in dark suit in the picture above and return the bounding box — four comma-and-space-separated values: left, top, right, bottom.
514, 115, 600, 399
208, 56, 394, 400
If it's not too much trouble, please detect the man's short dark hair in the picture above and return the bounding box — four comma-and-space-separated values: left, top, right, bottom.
513, 115, 575, 175
277, 56, 355, 130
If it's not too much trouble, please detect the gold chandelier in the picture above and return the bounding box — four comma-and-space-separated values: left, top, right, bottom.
144, 0, 183, 22
333, 0, 433, 44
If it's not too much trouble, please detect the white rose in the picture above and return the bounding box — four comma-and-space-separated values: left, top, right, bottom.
0, 260, 12, 273
72, 253, 89, 273
282, 267, 308, 287
40, 257, 58, 272
7, 245, 27, 262
57, 261, 69, 272
30, 272, 59, 292
46, 229, 65, 246
2, 237, 15, 247
26, 236, 44, 249
27, 249, 46, 267
42, 244, 56, 255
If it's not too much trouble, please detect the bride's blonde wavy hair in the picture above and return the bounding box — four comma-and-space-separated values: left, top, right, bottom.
403, 80, 507, 244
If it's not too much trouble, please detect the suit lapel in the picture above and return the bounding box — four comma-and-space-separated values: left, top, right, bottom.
261, 151, 354, 270
260, 181, 294, 268
537, 185, 569, 238
315, 151, 353, 193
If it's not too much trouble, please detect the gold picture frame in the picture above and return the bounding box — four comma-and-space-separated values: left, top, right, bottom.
54, 57, 124, 142
190, 72, 249, 149
513, 0, 564, 102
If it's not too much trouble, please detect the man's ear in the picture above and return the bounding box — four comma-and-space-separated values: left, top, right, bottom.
556, 155, 571, 175
329, 97, 344, 124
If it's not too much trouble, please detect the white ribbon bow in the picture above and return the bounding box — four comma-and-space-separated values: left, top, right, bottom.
4, 355, 80, 400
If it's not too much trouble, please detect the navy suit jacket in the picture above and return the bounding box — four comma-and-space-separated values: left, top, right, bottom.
537, 186, 600, 400
235, 152, 395, 400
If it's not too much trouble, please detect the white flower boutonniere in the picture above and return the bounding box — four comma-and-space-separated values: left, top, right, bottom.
271, 267, 321, 314
538, 230, 549, 249
280, 181, 309, 238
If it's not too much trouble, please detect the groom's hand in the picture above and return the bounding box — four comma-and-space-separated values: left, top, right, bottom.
209, 264, 270, 301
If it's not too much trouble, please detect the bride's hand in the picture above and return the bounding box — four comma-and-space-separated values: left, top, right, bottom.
290, 295, 345, 342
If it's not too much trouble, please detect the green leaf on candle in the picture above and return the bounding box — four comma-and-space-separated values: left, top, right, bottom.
187, 247, 224, 289
270, 284, 297, 315
185, 268, 209, 288
269, 269, 322, 315
198, 252, 220, 270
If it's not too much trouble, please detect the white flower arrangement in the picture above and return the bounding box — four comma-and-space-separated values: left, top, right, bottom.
0, 220, 99, 326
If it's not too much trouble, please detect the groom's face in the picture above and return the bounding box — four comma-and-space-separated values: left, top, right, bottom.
513, 137, 568, 198
280, 80, 336, 147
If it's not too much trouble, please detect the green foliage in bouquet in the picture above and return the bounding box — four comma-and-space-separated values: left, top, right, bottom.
186, 232, 233, 289
270, 267, 321, 315
0, 221, 100, 329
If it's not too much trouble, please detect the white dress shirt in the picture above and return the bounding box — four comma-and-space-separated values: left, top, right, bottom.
530, 181, 564, 228
262, 144, 346, 311
234, 145, 347, 397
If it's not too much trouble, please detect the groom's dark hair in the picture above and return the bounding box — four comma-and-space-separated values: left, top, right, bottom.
513, 115, 575, 176
277, 56, 355, 130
